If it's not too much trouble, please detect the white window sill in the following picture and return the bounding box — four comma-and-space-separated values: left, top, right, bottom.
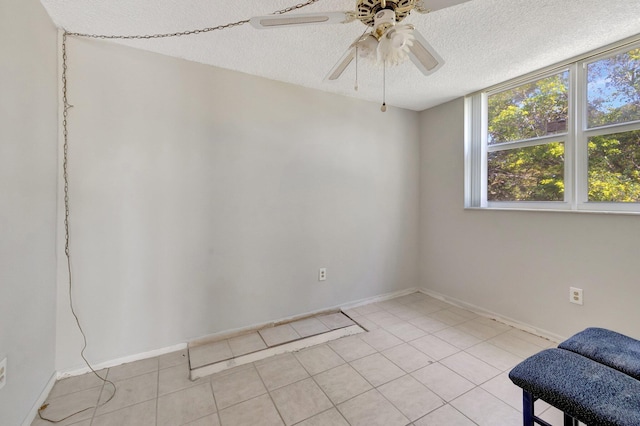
464, 206, 640, 216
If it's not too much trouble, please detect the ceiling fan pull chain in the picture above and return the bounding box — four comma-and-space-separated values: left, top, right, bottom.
355, 46, 359, 91
381, 60, 387, 112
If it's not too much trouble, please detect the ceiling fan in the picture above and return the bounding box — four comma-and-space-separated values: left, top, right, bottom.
250, 0, 469, 84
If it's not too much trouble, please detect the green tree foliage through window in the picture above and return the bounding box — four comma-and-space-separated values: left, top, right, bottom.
487, 72, 568, 201
488, 143, 564, 201
588, 130, 640, 202
488, 73, 569, 145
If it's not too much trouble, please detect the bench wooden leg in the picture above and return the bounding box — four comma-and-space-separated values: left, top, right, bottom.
523, 390, 535, 426
522, 390, 555, 426
563, 412, 579, 426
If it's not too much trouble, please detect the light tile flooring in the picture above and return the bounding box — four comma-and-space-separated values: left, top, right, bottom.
33, 292, 571, 426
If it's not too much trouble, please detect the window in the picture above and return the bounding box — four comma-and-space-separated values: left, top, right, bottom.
466, 39, 640, 213
487, 71, 568, 203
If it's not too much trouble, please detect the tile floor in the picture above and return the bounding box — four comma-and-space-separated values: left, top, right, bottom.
33, 292, 573, 426
189, 313, 357, 370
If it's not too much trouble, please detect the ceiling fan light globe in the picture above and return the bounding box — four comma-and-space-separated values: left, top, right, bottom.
356, 34, 379, 58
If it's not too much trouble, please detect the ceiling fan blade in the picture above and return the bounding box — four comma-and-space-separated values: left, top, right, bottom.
407, 30, 444, 75
414, 0, 471, 13
250, 11, 350, 29
324, 47, 356, 81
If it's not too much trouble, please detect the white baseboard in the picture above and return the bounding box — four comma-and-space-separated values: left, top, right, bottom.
57, 342, 187, 379
340, 287, 419, 310
21, 372, 57, 426
418, 288, 566, 343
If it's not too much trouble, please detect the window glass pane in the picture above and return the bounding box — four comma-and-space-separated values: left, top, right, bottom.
588, 130, 640, 202
488, 72, 569, 145
587, 48, 640, 128
488, 142, 564, 201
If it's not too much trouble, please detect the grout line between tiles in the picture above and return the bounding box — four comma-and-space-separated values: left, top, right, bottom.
375, 373, 443, 424
305, 356, 374, 420
252, 362, 287, 426
256, 330, 269, 350
297, 373, 337, 424
452, 384, 521, 421
211, 364, 267, 412
208, 376, 222, 426
155, 362, 159, 426
441, 404, 478, 426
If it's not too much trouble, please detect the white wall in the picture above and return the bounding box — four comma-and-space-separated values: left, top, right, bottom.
56, 37, 420, 371
0, 0, 58, 424
419, 98, 640, 340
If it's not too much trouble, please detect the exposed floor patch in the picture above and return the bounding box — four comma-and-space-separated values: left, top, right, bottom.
189, 312, 365, 379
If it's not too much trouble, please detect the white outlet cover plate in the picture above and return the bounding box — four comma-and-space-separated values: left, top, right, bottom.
318, 268, 327, 281
569, 287, 583, 305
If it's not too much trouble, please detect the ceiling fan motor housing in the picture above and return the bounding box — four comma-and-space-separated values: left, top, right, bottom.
356, 0, 416, 26
372, 9, 396, 39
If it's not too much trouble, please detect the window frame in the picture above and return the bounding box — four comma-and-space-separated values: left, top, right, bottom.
577, 45, 640, 212
465, 36, 640, 213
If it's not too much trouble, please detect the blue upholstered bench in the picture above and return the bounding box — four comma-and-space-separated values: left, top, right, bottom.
509, 348, 640, 426
558, 327, 640, 381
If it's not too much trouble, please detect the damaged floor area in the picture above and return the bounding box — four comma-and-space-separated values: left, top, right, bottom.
188, 312, 365, 379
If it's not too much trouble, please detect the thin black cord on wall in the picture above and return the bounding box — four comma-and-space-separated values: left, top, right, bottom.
37, 32, 116, 424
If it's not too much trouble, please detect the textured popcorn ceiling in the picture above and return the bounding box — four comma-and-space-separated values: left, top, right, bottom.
40, 0, 640, 111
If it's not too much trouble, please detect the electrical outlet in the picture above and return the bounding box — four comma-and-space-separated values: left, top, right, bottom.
318, 267, 327, 281
570, 287, 583, 305
0, 357, 6, 390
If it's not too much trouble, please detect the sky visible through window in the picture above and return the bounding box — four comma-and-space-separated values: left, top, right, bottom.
587, 49, 640, 128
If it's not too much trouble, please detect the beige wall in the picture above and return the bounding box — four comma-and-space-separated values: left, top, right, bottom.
0, 0, 59, 424
419, 98, 640, 340
55, 37, 420, 371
